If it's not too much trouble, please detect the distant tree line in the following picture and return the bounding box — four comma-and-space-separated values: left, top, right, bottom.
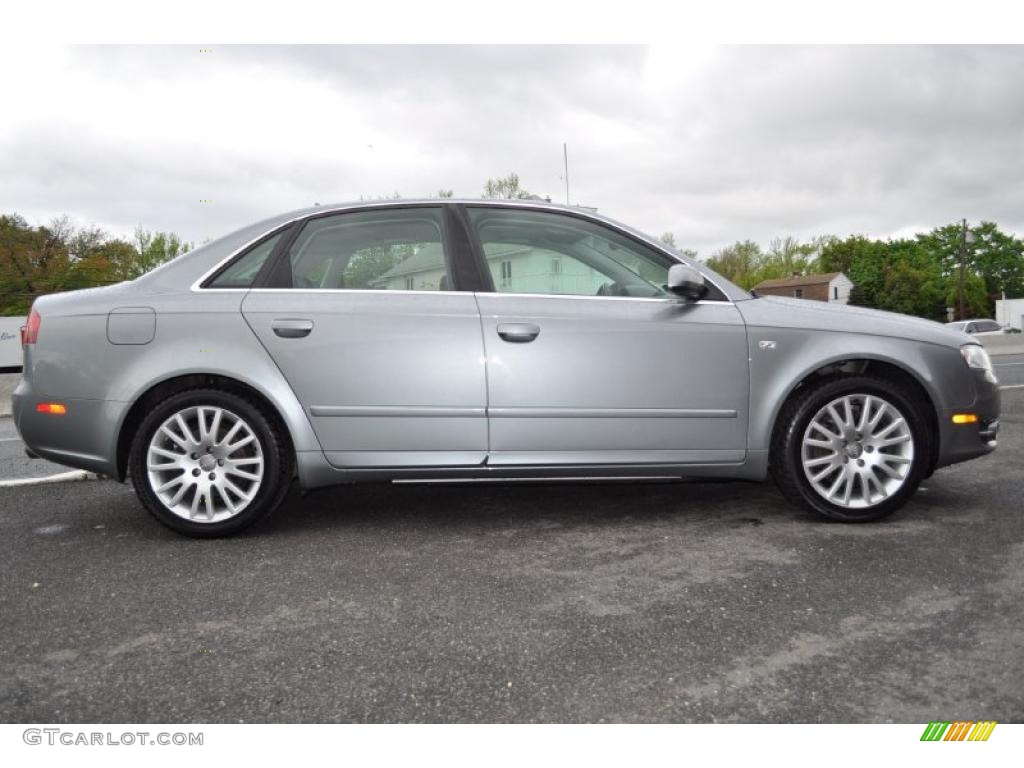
0, 214, 190, 315
700, 222, 1024, 321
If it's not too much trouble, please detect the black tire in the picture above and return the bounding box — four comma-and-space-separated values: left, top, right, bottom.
770, 374, 931, 522
128, 388, 293, 537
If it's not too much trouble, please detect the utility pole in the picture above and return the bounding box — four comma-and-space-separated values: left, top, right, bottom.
957, 218, 968, 321
563, 142, 570, 205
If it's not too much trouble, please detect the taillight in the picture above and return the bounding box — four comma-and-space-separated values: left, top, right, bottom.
21, 308, 40, 346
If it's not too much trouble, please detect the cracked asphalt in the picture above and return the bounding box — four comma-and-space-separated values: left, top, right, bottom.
0, 391, 1021, 723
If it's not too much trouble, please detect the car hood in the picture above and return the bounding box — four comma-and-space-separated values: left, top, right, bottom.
738, 296, 975, 349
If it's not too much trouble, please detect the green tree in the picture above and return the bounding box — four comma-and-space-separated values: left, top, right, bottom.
343, 243, 414, 289
125, 228, 191, 280
943, 272, 989, 320
0, 214, 192, 314
818, 235, 874, 277
876, 258, 947, 321
760, 236, 818, 281
705, 240, 763, 289
821, 235, 890, 309
915, 221, 1024, 317
483, 173, 531, 200
970, 221, 1024, 299
0, 215, 75, 314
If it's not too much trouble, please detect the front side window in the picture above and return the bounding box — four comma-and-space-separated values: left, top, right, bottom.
207, 231, 284, 288
467, 207, 675, 299
271, 207, 450, 291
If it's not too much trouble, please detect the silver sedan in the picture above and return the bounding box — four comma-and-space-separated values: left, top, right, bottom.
13, 200, 1001, 536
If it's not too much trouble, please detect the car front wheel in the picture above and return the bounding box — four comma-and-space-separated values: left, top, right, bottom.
128, 389, 292, 537
771, 375, 930, 522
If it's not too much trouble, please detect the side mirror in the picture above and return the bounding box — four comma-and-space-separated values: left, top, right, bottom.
666, 264, 708, 302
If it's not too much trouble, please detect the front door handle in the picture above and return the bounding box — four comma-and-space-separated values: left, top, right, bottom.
497, 322, 540, 343
271, 318, 313, 338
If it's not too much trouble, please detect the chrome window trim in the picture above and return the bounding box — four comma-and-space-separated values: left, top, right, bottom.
189, 202, 448, 293
473, 291, 734, 306
244, 288, 471, 297
226, 287, 733, 305
189, 200, 736, 302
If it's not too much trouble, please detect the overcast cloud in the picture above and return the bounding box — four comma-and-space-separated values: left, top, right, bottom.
1, 45, 1022, 256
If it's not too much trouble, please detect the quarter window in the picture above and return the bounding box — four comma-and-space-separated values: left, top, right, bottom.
207, 232, 284, 288
271, 208, 450, 291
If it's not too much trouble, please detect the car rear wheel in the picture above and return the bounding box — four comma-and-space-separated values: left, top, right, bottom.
129, 389, 292, 537
771, 374, 930, 522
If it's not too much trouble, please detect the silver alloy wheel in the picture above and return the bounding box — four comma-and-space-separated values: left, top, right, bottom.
801, 393, 914, 509
146, 405, 264, 523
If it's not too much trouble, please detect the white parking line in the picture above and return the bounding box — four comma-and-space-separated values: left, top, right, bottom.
0, 470, 100, 488
994, 362, 1024, 367
0, 437, 22, 443
999, 384, 1024, 390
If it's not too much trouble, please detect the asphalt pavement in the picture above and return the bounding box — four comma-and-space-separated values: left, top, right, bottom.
0, 391, 1022, 723
993, 352, 1024, 388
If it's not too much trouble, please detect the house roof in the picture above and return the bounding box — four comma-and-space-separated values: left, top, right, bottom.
373, 243, 446, 281
753, 272, 844, 290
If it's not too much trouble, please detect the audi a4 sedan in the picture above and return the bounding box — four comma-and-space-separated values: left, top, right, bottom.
13, 200, 1000, 536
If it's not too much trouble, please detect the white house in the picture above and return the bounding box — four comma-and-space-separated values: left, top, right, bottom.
373, 241, 624, 295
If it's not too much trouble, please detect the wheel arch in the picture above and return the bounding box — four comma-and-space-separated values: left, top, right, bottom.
115, 373, 299, 481
766, 356, 941, 476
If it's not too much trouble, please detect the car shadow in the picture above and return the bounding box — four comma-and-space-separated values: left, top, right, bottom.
248, 477, 822, 538
239, 468, 980, 539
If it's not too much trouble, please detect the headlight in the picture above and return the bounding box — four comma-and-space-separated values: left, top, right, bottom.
961, 344, 998, 384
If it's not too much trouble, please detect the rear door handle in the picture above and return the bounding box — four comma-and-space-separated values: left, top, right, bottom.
271, 318, 313, 338
497, 322, 540, 343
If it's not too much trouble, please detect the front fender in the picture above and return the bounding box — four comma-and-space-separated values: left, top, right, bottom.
744, 326, 974, 458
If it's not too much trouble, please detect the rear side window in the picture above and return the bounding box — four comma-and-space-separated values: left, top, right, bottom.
207, 232, 283, 288
270, 207, 451, 291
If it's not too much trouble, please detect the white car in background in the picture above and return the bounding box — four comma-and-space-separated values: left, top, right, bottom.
946, 319, 1020, 336
0, 316, 28, 370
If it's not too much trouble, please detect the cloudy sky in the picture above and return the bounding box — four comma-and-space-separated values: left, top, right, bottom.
1, 45, 1022, 256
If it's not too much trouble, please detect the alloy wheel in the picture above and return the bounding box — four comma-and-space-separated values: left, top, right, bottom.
146, 405, 265, 522
800, 393, 915, 509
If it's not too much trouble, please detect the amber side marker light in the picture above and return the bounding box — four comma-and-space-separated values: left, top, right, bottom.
952, 413, 979, 425
36, 403, 67, 415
